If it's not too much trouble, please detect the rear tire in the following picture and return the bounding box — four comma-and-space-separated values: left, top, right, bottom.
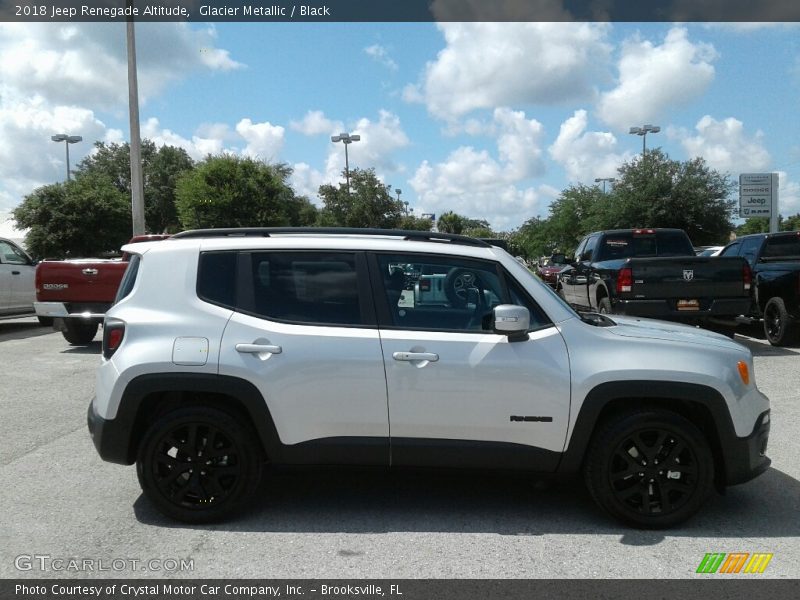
763, 297, 797, 346
598, 297, 612, 314
584, 408, 714, 529
37, 316, 54, 327
136, 406, 263, 523
62, 320, 98, 345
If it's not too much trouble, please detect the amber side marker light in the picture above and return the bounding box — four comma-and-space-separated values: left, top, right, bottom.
737, 361, 750, 385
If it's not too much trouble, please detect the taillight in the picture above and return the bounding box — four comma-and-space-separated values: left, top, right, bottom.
102, 319, 125, 359
743, 263, 752, 291
617, 267, 633, 294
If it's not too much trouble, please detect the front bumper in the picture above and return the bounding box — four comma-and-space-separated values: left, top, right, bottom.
724, 410, 771, 485
612, 297, 751, 320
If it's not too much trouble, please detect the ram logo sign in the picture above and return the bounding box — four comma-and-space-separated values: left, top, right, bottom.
696, 552, 773, 574
683, 269, 694, 281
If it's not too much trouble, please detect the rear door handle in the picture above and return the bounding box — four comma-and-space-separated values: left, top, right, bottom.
236, 343, 282, 354
11, 271, 20, 275
393, 352, 439, 362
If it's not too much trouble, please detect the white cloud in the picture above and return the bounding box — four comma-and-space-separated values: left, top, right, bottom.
290, 110, 343, 136
409, 108, 548, 230
549, 109, 634, 183
0, 23, 243, 111
777, 171, 800, 217
142, 117, 231, 160
325, 110, 410, 181
290, 162, 327, 202
235, 119, 285, 160
597, 27, 718, 131
411, 22, 611, 120
364, 44, 398, 71
670, 115, 770, 174
0, 97, 110, 201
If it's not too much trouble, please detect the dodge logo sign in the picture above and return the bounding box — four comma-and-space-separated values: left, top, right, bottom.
683, 270, 694, 281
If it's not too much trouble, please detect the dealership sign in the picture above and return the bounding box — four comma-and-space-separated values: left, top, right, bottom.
739, 173, 778, 219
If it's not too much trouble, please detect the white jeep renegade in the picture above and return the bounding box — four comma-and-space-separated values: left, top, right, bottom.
88, 228, 771, 528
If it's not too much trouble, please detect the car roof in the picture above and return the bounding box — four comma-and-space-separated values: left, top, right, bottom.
124, 228, 507, 262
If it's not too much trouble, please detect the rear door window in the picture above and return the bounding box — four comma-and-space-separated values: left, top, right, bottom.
247, 252, 364, 326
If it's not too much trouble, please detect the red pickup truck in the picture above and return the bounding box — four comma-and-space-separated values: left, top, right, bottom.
34, 235, 169, 344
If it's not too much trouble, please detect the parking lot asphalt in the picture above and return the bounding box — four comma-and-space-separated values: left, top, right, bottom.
0, 317, 798, 579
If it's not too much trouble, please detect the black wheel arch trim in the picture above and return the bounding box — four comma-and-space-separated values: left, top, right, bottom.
557, 380, 770, 486
90, 373, 288, 466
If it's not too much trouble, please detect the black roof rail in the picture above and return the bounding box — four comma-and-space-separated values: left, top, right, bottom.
171, 227, 492, 248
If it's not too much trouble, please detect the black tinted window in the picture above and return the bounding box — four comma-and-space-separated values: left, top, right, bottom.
599, 231, 692, 259
762, 235, 800, 259
249, 252, 361, 326
656, 232, 694, 256
115, 254, 141, 303
197, 252, 237, 308
739, 237, 763, 265
720, 242, 741, 257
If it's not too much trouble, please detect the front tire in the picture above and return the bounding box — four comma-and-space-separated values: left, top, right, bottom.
763, 297, 796, 346
62, 320, 98, 345
136, 406, 263, 523
37, 316, 54, 326
584, 408, 714, 528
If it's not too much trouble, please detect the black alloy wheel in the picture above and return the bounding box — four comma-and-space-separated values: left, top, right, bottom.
607, 429, 697, 518
137, 407, 262, 523
763, 297, 796, 346
584, 409, 714, 528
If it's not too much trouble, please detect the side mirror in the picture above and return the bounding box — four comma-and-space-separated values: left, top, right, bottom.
493, 304, 530, 341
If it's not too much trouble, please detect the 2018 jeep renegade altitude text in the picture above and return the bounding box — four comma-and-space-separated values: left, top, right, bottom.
88, 228, 771, 528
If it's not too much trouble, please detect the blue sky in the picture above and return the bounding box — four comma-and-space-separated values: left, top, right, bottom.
1, 21, 799, 241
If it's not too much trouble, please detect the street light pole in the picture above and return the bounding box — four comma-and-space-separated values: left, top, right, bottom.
50, 134, 82, 181
594, 177, 615, 193
127, 6, 146, 236
629, 124, 661, 156
331, 132, 360, 195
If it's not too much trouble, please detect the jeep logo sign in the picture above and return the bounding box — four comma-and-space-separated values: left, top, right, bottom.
683, 270, 694, 281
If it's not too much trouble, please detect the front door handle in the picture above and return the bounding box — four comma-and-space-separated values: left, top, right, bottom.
393, 352, 438, 362
236, 343, 282, 354
11, 271, 20, 275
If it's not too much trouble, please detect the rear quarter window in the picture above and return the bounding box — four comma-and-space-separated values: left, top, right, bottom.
115, 254, 141, 303
197, 252, 237, 308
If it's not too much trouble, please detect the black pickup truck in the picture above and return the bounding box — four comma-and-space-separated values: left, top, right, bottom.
719, 231, 800, 345
557, 228, 752, 329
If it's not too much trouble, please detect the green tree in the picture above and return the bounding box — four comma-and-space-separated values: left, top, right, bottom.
606, 150, 735, 245
77, 140, 194, 233
317, 168, 403, 228
175, 155, 315, 229
436, 211, 467, 234
735, 213, 800, 236
12, 175, 131, 258
397, 215, 434, 231
544, 184, 605, 254
782, 213, 800, 231
735, 217, 770, 236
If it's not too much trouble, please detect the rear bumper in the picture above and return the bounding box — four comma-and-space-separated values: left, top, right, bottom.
35, 301, 108, 323
724, 410, 771, 485
612, 297, 751, 320
88, 398, 133, 465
